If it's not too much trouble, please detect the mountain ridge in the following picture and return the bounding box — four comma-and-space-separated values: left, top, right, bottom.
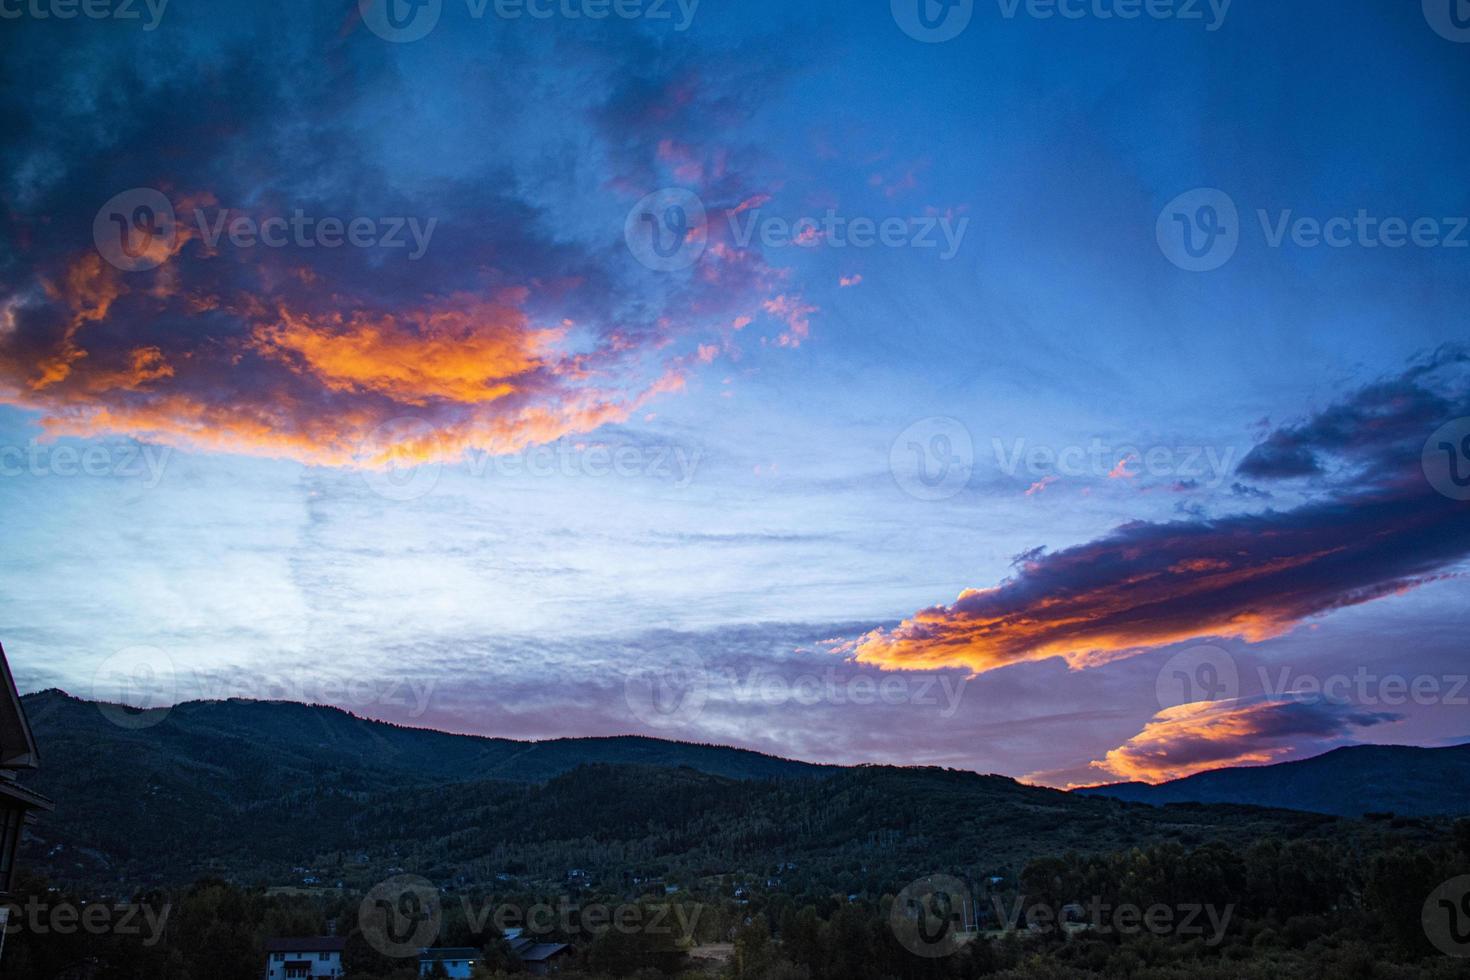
15, 690, 1340, 893
20, 688, 831, 783
1074, 741, 1470, 817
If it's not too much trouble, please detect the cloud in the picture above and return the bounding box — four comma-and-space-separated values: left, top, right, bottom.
1086, 696, 1400, 784
846, 350, 1470, 675
0, 11, 816, 468
1107, 453, 1138, 479
1024, 475, 1058, 497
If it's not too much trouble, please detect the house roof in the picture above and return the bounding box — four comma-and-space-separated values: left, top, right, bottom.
0, 774, 54, 811
0, 643, 39, 770
517, 942, 572, 962
419, 948, 480, 961
263, 937, 347, 953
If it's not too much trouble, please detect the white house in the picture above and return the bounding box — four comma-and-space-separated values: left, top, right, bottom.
263, 937, 346, 980
419, 947, 480, 977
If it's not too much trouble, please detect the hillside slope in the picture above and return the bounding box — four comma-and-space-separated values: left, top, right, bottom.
1075, 743, 1470, 817
16, 692, 1334, 893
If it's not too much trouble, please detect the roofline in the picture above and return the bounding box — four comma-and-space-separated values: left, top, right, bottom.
0, 775, 54, 812
0, 643, 39, 771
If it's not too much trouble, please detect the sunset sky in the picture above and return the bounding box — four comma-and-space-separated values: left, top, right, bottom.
2, 0, 1468, 788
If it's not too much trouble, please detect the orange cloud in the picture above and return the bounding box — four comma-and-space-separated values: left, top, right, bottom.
847, 360, 1470, 678
1087, 697, 1399, 784
2, 278, 691, 468
1024, 475, 1058, 497
1107, 454, 1137, 479
253, 301, 558, 406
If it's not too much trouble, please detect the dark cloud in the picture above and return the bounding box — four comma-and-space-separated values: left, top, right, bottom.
848, 350, 1470, 675
0, 4, 815, 466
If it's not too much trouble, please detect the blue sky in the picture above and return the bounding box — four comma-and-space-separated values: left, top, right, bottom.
1, 0, 1468, 786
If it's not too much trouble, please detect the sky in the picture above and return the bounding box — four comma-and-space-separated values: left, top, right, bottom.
1, 0, 1468, 788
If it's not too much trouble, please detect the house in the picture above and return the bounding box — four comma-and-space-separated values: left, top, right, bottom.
507, 933, 573, 976
0, 643, 55, 966
418, 947, 480, 978
262, 937, 346, 979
